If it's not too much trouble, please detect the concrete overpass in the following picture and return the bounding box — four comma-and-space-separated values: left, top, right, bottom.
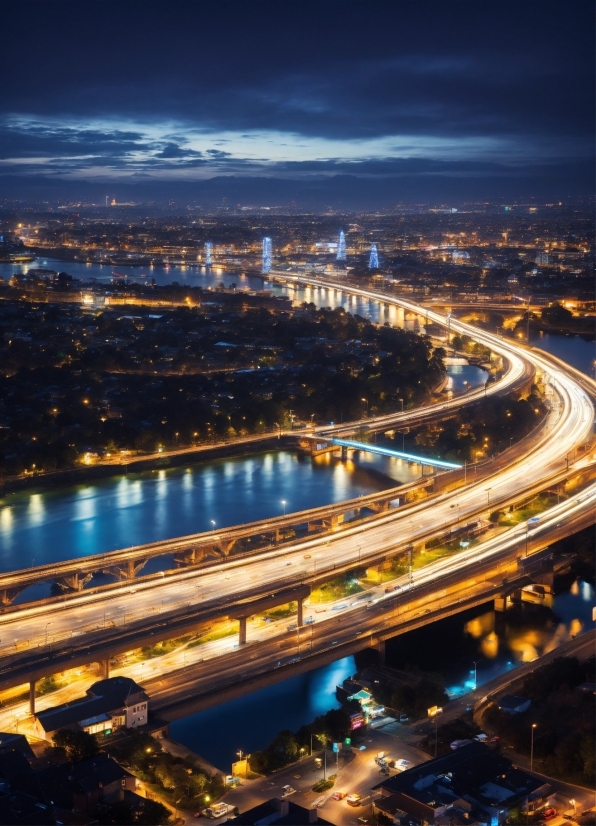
0, 273, 594, 720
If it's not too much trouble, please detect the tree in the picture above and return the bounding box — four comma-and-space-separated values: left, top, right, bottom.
136, 799, 171, 825
541, 303, 573, 325
53, 729, 99, 762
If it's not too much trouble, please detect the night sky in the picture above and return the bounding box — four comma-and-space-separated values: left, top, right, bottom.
1, 1, 593, 206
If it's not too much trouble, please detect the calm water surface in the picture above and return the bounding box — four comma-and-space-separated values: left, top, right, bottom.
0, 450, 424, 592
170, 656, 356, 772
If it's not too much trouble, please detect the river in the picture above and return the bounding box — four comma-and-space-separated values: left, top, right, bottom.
1, 256, 594, 770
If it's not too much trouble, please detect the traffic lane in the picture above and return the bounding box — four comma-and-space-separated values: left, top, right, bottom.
3, 490, 592, 696
0, 372, 584, 616
2, 400, 592, 656
0, 374, 589, 645
0, 496, 588, 696
1, 454, 589, 653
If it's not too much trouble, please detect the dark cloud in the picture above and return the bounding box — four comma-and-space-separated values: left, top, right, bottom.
0, 0, 592, 201
155, 143, 203, 159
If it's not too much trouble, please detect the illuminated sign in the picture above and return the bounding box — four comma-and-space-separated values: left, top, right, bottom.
350, 712, 365, 730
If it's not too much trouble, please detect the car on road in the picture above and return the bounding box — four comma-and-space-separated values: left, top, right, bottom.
282, 785, 296, 797
357, 818, 371, 824
346, 794, 362, 807
204, 803, 228, 819
331, 792, 346, 800
541, 809, 557, 820
395, 759, 411, 772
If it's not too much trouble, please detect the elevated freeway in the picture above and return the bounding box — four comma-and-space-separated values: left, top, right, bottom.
0, 274, 594, 712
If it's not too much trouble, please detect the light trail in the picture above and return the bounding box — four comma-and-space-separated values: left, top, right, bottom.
0, 273, 593, 698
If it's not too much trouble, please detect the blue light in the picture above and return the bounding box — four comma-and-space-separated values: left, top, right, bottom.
337, 230, 346, 261
329, 438, 462, 470
205, 242, 213, 266
263, 237, 272, 273
369, 244, 379, 269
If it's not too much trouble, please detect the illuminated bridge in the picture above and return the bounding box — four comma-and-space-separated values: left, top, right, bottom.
0, 272, 594, 727
328, 438, 463, 470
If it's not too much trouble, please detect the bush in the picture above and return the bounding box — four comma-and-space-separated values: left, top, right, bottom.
312, 778, 335, 792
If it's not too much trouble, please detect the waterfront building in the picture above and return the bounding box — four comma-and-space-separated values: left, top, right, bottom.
34, 676, 149, 741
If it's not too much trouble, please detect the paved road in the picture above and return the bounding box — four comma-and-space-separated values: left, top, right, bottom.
0, 273, 594, 709
223, 729, 428, 826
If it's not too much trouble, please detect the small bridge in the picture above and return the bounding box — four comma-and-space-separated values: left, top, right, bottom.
328, 438, 463, 470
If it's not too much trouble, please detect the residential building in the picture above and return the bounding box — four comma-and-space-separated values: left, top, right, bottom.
372, 742, 553, 826
228, 797, 334, 824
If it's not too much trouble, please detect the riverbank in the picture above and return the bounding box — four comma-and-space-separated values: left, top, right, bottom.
0, 433, 282, 495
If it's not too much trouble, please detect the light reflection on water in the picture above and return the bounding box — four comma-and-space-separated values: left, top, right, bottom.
445, 580, 595, 698
169, 656, 356, 772
0, 451, 414, 578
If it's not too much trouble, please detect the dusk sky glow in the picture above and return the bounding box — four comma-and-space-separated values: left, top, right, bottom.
1, 0, 593, 205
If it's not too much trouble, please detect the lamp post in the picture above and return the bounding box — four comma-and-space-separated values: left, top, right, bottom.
399, 398, 404, 413
485, 488, 491, 508
361, 398, 369, 417
210, 520, 216, 533
472, 659, 480, 691
281, 499, 287, 516
45, 622, 52, 646
530, 723, 537, 772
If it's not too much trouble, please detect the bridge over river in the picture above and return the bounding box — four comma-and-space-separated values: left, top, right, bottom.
0, 274, 594, 722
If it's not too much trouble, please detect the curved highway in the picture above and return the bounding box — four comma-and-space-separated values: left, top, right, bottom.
0, 275, 593, 697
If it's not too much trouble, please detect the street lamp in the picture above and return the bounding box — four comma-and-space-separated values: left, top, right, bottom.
210, 520, 216, 533
530, 723, 537, 772
472, 659, 480, 690
45, 622, 53, 646
399, 398, 404, 413
361, 398, 369, 417
281, 499, 287, 516
485, 488, 491, 507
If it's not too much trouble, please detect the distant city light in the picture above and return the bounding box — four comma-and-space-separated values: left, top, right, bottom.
205, 242, 213, 266
262, 237, 272, 273
337, 230, 346, 261
369, 244, 379, 269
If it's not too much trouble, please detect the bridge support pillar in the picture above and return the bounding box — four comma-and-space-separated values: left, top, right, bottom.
375, 639, 386, 664
29, 681, 36, 715
238, 617, 247, 646
297, 598, 304, 628
99, 659, 110, 680
341, 445, 348, 461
